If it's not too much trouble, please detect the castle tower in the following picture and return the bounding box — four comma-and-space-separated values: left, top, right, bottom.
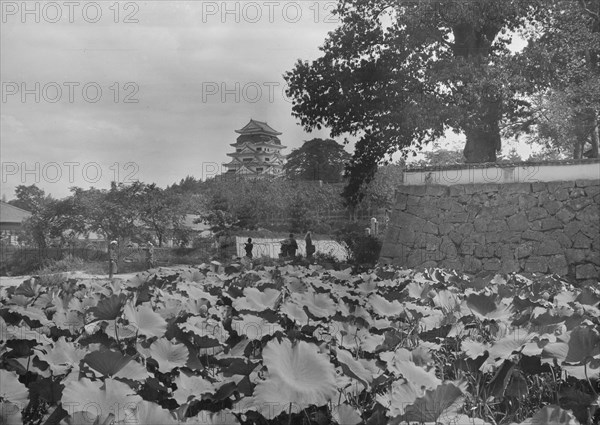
223, 119, 286, 177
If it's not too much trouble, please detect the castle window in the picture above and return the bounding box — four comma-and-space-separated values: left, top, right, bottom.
256, 168, 263, 172
257, 147, 262, 151
243, 158, 253, 162
265, 158, 270, 161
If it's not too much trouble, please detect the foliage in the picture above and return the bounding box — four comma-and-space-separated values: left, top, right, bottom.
283, 138, 351, 183
8, 184, 47, 212
509, 0, 600, 158
355, 163, 404, 211
285, 0, 552, 205
335, 222, 383, 271
1, 265, 599, 424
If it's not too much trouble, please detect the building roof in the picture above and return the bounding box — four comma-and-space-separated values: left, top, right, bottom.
0, 202, 32, 224
235, 119, 282, 136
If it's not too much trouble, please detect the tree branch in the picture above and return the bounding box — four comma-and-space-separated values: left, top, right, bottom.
579, 0, 600, 20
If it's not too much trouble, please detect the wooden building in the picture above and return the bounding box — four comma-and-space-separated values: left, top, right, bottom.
223, 119, 286, 177
0, 202, 31, 245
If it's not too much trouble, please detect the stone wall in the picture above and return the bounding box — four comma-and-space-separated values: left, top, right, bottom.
380, 180, 600, 281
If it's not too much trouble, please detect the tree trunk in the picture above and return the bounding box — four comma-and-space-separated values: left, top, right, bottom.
590, 113, 600, 158
463, 99, 502, 163
453, 23, 503, 163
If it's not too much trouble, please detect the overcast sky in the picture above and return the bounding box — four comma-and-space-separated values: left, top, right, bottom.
1, 1, 343, 199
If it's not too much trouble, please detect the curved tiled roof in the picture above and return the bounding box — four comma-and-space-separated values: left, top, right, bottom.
235, 119, 282, 136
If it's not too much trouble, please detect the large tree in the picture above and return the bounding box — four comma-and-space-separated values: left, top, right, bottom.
283, 138, 351, 183
509, 0, 600, 158
284, 0, 544, 205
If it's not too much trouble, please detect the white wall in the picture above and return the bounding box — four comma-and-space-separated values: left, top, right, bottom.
404, 161, 600, 186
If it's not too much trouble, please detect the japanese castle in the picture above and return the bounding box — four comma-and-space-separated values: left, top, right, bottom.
223, 119, 286, 177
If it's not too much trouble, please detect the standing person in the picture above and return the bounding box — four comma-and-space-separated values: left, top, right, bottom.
144, 242, 156, 269
305, 231, 315, 259
287, 233, 298, 257
108, 240, 118, 278
244, 238, 254, 259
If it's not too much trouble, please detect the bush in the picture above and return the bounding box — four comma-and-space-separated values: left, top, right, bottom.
335, 223, 382, 270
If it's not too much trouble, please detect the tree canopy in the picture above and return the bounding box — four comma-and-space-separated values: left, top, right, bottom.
284, 0, 599, 205
283, 138, 351, 183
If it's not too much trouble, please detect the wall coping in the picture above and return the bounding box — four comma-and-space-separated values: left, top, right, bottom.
405, 158, 600, 173
404, 159, 600, 186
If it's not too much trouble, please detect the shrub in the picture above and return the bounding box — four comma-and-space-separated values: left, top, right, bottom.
335, 222, 382, 270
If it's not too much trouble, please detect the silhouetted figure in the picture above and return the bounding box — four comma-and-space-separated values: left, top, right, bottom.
287, 233, 298, 257
305, 231, 315, 259
108, 240, 118, 278
144, 242, 156, 269
244, 238, 253, 259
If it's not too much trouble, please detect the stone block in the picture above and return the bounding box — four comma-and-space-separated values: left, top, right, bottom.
569, 187, 586, 198
449, 185, 465, 196
495, 245, 514, 261
439, 223, 453, 235
564, 221, 583, 237
481, 183, 500, 193
566, 249, 587, 264
530, 220, 543, 231
407, 195, 421, 206
396, 193, 408, 210
544, 201, 562, 215
474, 217, 488, 233
407, 250, 427, 268
535, 240, 562, 256
500, 259, 520, 274
580, 221, 599, 239
501, 232, 523, 244
397, 227, 416, 246
587, 252, 600, 266
464, 256, 483, 273
516, 243, 534, 258
501, 183, 531, 195
447, 213, 469, 223
547, 181, 574, 193
483, 259, 502, 271
573, 232, 592, 249
576, 264, 599, 280
548, 255, 569, 276
440, 259, 463, 271
518, 194, 538, 210
553, 188, 570, 202
547, 231, 573, 249
426, 185, 448, 197
556, 208, 575, 223
567, 198, 592, 211
522, 231, 545, 241
497, 204, 519, 218
527, 207, 548, 221
532, 182, 547, 192
584, 184, 600, 198
449, 231, 464, 246
524, 257, 549, 273
422, 221, 439, 235
507, 214, 529, 231
440, 237, 458, 259
541, 218, 563, 231
576, 205, 600, 224
575, 179, 594, 187
474, 244, 495, 258
488, 220, 509, 233
464, 184, 481, 195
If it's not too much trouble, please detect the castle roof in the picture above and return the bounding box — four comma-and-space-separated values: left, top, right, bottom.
235, 119, 282, 136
